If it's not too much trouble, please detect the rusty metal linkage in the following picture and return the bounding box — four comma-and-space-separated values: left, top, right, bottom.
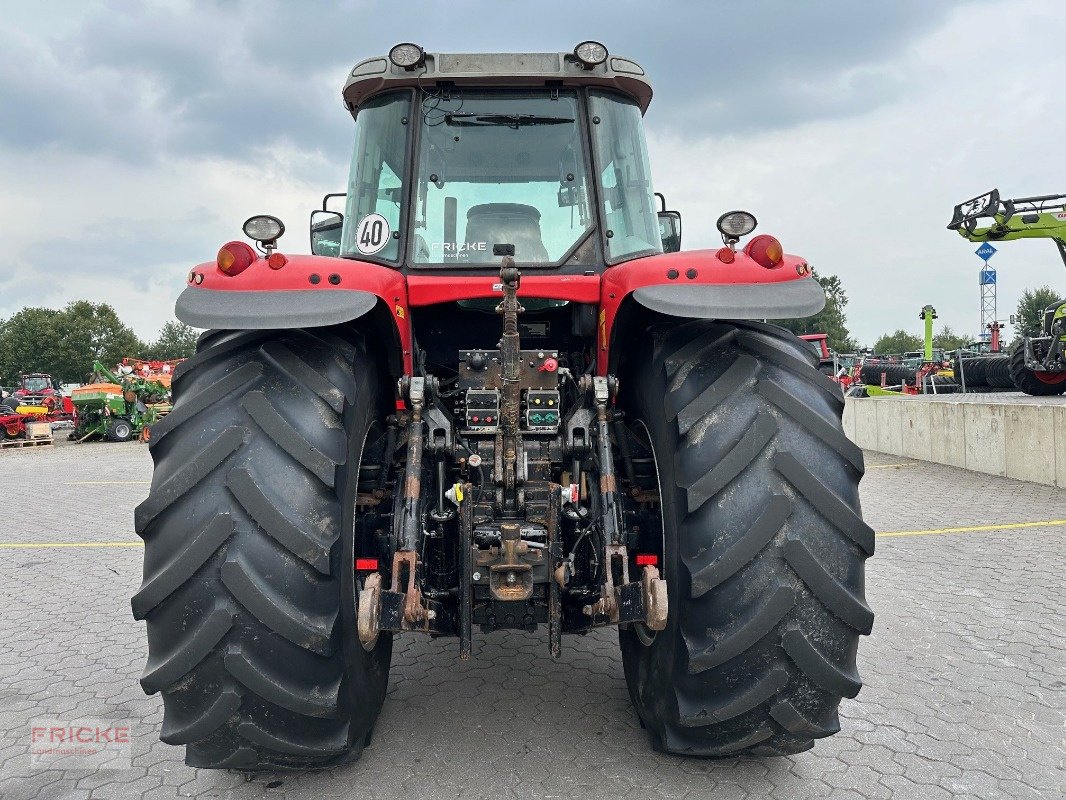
497, 258, 522, 510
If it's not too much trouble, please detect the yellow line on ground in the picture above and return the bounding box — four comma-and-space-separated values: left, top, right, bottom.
0, 542, 143, 549
880, 520, 1066, 538
64, 481, 151, 485
0, 521, 1062, 548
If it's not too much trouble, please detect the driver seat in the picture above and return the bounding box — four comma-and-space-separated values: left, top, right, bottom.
464, 203, 550, 264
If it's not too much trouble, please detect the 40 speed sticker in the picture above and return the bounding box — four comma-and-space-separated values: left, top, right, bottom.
355, 213, 391, 255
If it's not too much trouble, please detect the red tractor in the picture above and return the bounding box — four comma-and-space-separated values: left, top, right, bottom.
3, 373, 62, 412
134, 43, 872, 770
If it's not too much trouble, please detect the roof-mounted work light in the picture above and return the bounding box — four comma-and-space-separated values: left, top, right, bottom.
573, 41, 608, 68
389, 42, 426, 70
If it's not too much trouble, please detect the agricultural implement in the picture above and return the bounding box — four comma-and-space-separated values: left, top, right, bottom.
134, 43, 872, 769
949, 189, 1066, 395
70, 361, 171, 442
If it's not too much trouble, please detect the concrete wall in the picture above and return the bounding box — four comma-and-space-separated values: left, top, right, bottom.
843, 397, 1066, 488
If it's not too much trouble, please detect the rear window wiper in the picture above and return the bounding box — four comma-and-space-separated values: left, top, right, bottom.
445, 113, 575, 128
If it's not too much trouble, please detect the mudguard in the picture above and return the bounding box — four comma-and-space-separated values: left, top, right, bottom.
176, 287, 379, 330
176, 253, 413, 370
598, 248, 823, 373
632, 277, 825, 319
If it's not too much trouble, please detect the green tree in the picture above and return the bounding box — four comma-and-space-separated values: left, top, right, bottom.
777, 271, 859, 352
142, 321, 200, 360
1014, 285, 1061, 336
0, 302, 140, 384
53, 301, 141, 382
932, 326, 969, 352
0, 307, 65, 385
873, 329, 923, 355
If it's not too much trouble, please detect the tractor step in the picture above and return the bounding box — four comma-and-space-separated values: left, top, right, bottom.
0, 437, 54, 449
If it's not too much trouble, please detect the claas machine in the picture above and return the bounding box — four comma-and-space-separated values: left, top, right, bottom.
949, 189, 1066, 395
134, 43, 873, 769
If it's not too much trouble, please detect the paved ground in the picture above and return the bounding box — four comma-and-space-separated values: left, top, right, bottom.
0, 439, 1062, 799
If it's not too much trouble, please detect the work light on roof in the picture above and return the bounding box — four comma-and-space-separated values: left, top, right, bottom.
389, 42, 426, 70
573, 41, 608, 68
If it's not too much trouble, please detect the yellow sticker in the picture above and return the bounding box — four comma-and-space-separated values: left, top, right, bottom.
395, 305, 406, 319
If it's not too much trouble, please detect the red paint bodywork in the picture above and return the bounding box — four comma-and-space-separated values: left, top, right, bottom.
406, 274, 601, 306
190, 254, 413, 372
798, 333, 831, 361
597, 249, 810, 372
188, 246, 811, 377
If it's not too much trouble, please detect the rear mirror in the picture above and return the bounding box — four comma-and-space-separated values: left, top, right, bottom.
310, 210, 343, 256
658, 210, 682, 253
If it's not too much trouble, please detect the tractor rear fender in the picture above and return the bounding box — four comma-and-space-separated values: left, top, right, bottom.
598, 249, 824, 373
176, 253, 413, 372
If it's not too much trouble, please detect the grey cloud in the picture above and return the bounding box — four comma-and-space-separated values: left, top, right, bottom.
0, 0, 985, 170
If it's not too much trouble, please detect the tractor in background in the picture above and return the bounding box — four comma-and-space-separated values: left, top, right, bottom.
949, 189, 1066, 395
0, 373, 74, 418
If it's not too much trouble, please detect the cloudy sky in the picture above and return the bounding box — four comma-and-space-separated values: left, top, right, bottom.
2, 0, 1064, 346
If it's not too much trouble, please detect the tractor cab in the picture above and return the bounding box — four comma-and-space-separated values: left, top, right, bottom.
312, 43, 675, 269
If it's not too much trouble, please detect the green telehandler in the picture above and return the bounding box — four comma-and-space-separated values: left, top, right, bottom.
948, 189, 1066, 395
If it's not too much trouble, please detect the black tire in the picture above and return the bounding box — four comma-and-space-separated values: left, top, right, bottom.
106, 418, 134, 442
982, 356, 1012, 389
923, 375, 959, 394
956, 357, 990, 388
133, 328, 393, 769
1008, 343, 1066, 396
858, 363, 890, 385
859, 363, 914, 387
618, 320, 873, 757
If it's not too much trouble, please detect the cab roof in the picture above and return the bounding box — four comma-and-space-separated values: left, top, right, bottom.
342, 49, 653, 116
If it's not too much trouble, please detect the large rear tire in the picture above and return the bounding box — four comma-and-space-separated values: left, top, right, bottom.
619, 320, 873, 757
133, 328, 393, 769
1008, 342, 1066, 396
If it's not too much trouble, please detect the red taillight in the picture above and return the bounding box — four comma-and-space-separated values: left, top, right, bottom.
267, 252, 288, 270
355, 558, 379, 571
216, 241, 257, 276
744, 235, 784, 269
715, 246, 735, 263
635, 554, 658, 567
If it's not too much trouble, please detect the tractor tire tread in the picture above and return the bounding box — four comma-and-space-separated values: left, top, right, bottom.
134, 327, 390, 770
620, 319, 872, 758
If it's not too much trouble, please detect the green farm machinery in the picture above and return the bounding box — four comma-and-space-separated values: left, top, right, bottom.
70, 361, 172, 442
949, 189, 1066, 395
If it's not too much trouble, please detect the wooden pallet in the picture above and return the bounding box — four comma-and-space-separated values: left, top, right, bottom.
0, 437, 54, 449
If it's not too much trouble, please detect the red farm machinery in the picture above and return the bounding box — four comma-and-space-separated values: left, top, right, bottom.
133, 43, 872, 769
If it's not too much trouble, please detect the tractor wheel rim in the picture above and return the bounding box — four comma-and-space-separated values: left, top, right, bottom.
632, 418, 665, 648
352, 422, 380, 652
1033, 370, 1066, 385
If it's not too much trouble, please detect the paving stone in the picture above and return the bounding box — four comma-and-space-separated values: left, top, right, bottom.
0, 442, 1061, 798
